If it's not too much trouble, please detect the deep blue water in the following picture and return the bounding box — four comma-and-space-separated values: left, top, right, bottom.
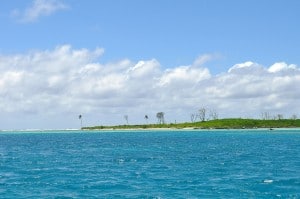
0, 130, 299, 198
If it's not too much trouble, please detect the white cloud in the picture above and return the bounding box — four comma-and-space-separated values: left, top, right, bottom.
158, 66, 210, 87
193, 54, 214, 66
126, 60, 161, 79
228, 61, 265, 74
0, 46, 300, 129
12, 0, 68, 23
268, 62, 298, 73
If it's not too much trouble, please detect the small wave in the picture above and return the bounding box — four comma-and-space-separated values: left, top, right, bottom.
263, 179, 273, 184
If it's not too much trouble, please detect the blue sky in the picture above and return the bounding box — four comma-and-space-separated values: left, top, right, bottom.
2, 0, 299, 73
1, 0, 300, 129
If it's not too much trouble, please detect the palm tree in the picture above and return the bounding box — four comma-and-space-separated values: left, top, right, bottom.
124, 115, 129, 125
79, 114, 82, 129
144, 115, 149, 124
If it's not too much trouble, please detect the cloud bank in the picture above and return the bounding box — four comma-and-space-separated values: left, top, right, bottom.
11, 0, 68, 23
1, 45, 299, 129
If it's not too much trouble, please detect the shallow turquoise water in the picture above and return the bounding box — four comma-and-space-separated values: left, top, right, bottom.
0, 130, 299, 198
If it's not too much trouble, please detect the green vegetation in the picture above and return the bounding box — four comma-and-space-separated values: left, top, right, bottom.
82, 118, 300, 130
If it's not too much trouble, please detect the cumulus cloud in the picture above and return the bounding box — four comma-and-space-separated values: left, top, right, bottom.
228, 61, 265, 74
11, 0, 68, 23
268, 62, 298, 73
0, 45, 300, 129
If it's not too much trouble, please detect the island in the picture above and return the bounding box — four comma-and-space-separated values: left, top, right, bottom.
82, 118, 300, 130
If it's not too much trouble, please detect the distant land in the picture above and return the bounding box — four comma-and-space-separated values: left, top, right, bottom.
83, 118, 300, 130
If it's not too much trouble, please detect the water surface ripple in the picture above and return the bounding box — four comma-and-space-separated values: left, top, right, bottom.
0, 130, 299, 198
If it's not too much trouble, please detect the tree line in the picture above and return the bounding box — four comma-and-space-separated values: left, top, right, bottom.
79, 109, 298, 128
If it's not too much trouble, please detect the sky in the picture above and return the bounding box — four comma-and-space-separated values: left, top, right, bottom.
1, 0, 300, 130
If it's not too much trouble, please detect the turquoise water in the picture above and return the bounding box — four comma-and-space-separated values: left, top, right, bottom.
0, 130, 299, 198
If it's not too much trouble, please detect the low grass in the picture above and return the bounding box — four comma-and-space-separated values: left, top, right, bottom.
82, 118, 300, 130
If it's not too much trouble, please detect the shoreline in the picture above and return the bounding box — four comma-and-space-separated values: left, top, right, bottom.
2, 119, 300, 132
1, 128, 300, 134
82, 127, 300, 131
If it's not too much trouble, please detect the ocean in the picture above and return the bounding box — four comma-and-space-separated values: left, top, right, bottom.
0, 129, 299, 198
